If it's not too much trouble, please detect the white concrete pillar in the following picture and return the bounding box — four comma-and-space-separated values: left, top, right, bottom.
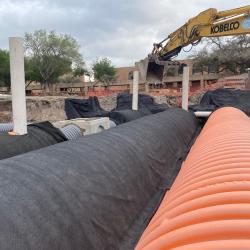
247, 68, 250, 79
182, 66, 189, 111
9, 37, 27, 135
132, 71, 139, 111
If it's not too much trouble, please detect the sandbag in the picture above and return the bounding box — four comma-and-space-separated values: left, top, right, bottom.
0, 109, 198, 250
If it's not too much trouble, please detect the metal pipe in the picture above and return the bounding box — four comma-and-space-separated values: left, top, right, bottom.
9, 37, 27, 135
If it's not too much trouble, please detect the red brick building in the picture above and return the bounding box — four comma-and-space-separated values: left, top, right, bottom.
24, 59, 245, 96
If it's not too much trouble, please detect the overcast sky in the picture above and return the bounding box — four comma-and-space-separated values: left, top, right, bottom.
0, 0, 249, 68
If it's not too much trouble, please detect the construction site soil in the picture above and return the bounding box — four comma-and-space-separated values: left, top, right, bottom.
0, 93, 204, 123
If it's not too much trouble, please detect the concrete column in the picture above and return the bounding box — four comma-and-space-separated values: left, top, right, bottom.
182, 66, 189, 111
173, 82, 178, 88
84, 84, 88, 96
200, 78, 204, 89
132, 71, 139, 111
247, 68, 250, 79
129, 81, 133, 94
9, 37, 27, 135
246, 68, 250, 89
174, 66, 179, 76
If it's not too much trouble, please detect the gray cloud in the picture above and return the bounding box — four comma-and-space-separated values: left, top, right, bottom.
0, 0, 249, 67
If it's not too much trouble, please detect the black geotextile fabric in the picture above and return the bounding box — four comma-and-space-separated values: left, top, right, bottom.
65, 96, 109, 119
65, 94, 169, 125
108, 109, 152, 125
189, 88, 250, 116
114, 93, 168, 114
0, 121, 67, 160
0, 109, 198, 250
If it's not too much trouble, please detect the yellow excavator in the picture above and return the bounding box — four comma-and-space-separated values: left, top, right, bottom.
142, 5, 250, 83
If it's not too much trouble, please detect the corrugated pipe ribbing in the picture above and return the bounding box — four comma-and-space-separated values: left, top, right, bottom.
0, 123, 13, 132
0, 122, 82, 140
59, 124, 82, 140
136, 107, 250, 250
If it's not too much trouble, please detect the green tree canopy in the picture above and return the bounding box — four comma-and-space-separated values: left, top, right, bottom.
192, 35, 250, 75
0, 50, 10, 87
0, 50, 39, 89
25, 30, 85, 89
92, 58, 116, 87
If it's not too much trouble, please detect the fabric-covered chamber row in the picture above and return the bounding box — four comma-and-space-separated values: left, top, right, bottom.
0, 122, 82, 140
0, 109, 198, 250
189, 88, 250, 116
136, 107, 250, 250
65, 94, 168, 125
0, 122, 67, 160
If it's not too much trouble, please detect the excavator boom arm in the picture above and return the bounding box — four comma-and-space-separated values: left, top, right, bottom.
153, 5, 250, 61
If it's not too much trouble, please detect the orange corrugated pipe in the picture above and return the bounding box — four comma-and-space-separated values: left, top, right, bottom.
136, 107, 250, 250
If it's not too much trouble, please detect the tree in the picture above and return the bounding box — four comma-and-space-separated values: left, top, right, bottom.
0, 50, 39, 89
191, 35, 250, 75
73, 67, 89, 78
92, 58, 116, 88
25, 30, 85, 91
0, 50, 10, 87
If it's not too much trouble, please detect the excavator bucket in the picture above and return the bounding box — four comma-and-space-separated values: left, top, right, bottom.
136, 57, 180, 84
146, 59, 165, 83
136, 58, 165, 83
